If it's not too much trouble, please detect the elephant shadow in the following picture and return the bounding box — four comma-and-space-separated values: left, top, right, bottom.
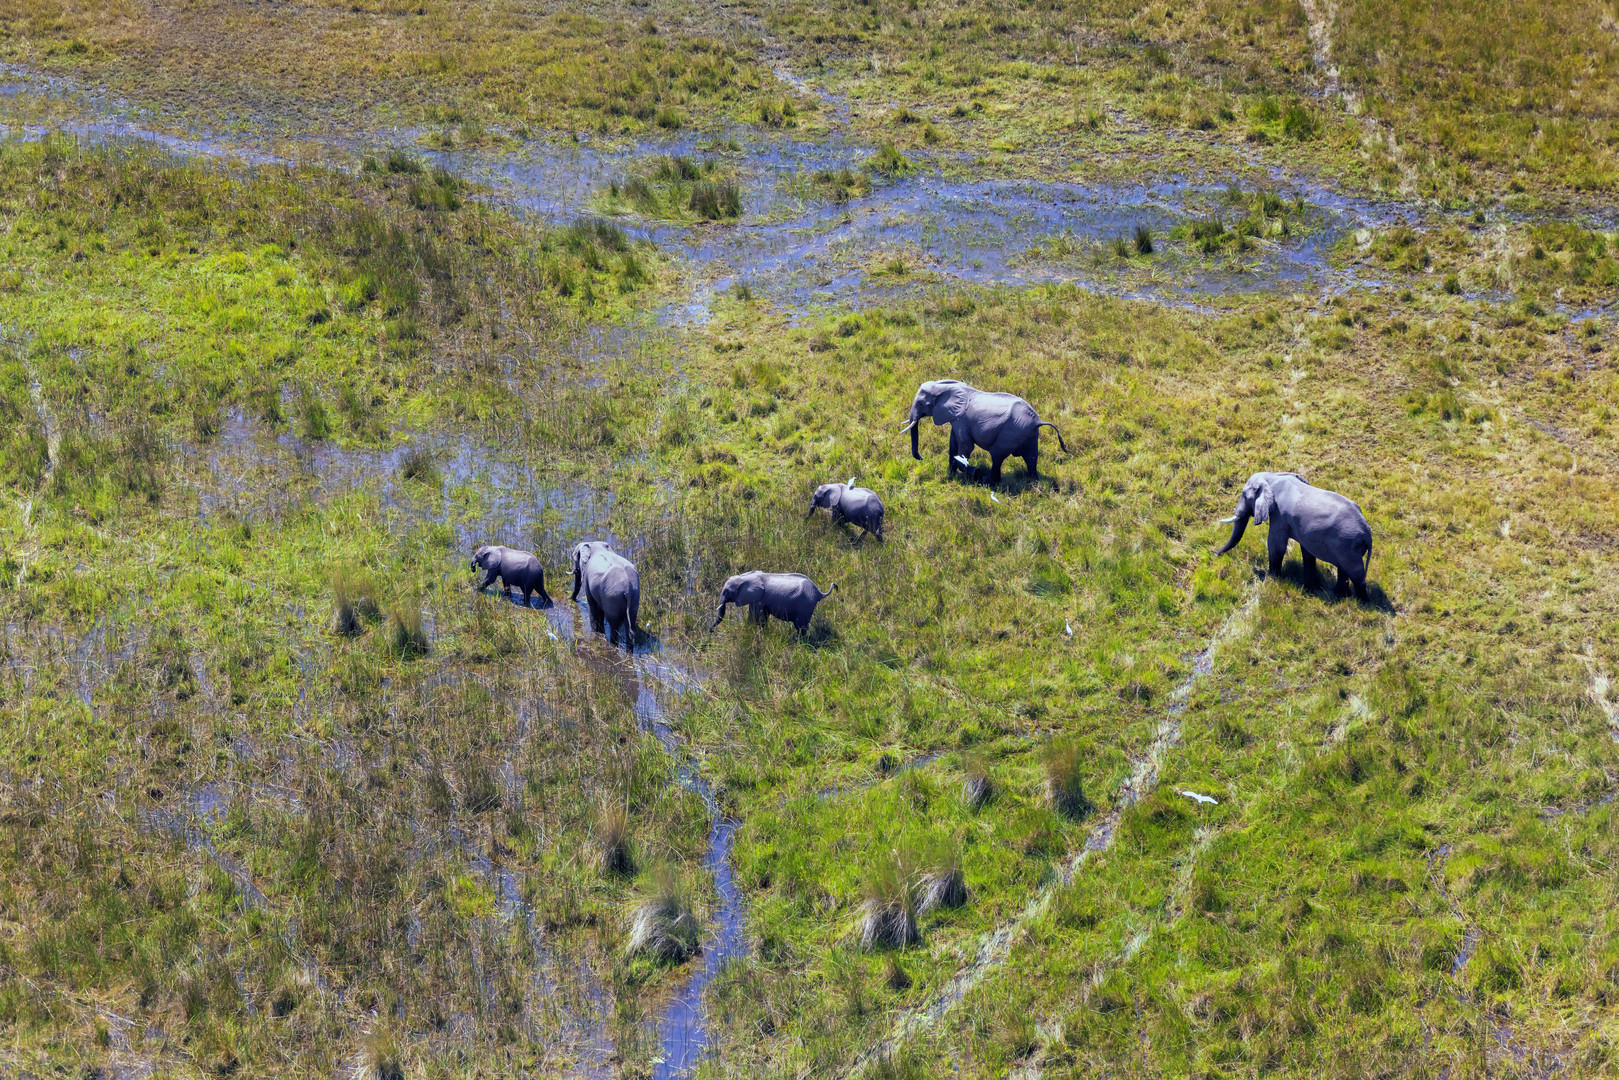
1267, 560, 1396, 613
949, 459, 1053, 496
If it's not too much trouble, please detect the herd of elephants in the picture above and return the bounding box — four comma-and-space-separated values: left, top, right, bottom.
471, 379, 1375, 646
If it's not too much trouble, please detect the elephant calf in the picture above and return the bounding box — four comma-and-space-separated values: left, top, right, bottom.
807, 482, 885, 540
471, 544, 552, 606
1213, 471, 1372, 600
711, 571, 837, 635
571, 541, 642, 650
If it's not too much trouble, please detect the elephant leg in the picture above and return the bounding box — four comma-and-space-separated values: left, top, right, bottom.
588, 596, 605, 633
947, 428, 966, 476
1333, 565, 1353, 597
477, 570, 499, 592
1266, 528, 1288, 576
537, 575, 552, 606
521, 586, 533, 606
1022, 441, 1039, 482
989, 454, 1007, 486
1300, 550, 1319, 585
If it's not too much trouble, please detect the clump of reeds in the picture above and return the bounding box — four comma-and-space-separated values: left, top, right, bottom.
1134, 224, 1155, 254
459, 760, 501, 816
962, 753, 996, 811
350, 1023, 405, 1080
689, 179, 742, 220
399, 446, 438, 485
595, 801, 632, 875
387, 603, 429, 656
916, 841, 969, 914
329, 568, 380, 636
625, 866, 700, 962
1044, 738, 1093, 820
859, 852, 920, 950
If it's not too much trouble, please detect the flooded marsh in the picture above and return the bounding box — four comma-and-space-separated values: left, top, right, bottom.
3, 6, 1619, 1080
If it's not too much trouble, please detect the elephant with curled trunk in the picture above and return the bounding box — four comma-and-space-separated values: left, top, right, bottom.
472, 544, 552, 606
571, 541, 641, 649
1213, 472, 1372, 600
806, 481, 884, 540
710, 571, 836, 635
900, 379, 1068, 484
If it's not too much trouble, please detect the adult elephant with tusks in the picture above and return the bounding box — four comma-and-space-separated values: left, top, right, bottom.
711, 571, 836, 635
1213, 471, 1373, 601
571, 541, 642, 650
900, 379, 1068, 484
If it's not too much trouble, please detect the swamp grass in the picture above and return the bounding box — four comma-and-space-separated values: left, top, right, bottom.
2, 92, 1619, 1080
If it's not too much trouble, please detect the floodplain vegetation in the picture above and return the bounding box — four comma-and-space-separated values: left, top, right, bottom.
0, 2, 1617, 1079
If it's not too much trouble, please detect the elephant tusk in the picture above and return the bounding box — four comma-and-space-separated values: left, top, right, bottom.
1218, 516, 1237, 523
898, 420, 917, 432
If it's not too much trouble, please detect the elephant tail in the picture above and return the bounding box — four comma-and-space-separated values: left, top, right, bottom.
1037, 421, 1069, 454
1361, 537, 1372, 578
818, 582, 838, 601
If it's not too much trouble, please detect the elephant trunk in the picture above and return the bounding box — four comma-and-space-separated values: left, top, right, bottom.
710, 603, 727, 630
805, 499, 817, 519
1213, 512, 1249, 556
910, 418, 921, 460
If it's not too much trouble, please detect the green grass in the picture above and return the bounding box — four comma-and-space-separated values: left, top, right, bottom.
2, 9, 1619, 1075
0, 0, 817, 139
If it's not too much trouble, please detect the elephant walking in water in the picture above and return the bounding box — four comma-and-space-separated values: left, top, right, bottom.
807, 481, 885, 540
571, 541, 642, 650
471, 545, 552, 606
710, 571, 836, 635
1213, 472, 1372, 600
900, 379, 1068, 485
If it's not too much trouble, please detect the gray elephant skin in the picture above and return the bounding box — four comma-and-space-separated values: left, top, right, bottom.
711, 571, 837, 634
571, 541, 642, 649
900, 379, 1068, 484
1213, 472, 1372, 600
807, 482, 885, 540
471, 544, 552, 606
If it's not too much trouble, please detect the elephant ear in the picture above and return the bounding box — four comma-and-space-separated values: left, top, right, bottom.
1253, 482, 1275, 525
935, 383, 968, 421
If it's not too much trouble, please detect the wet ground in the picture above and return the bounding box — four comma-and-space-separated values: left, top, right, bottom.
1, 60, 1428, 332
2, 52, 1597, 1078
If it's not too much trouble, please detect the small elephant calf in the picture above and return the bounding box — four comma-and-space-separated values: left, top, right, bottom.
806, 481, 884, 540
711, 571, 837, 635
471, 544, 552, 606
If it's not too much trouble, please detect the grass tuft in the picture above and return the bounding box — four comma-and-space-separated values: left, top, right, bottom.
625, 866, 701, 962
916, 844, 968, 914
386, 603, 429, 657
595, 801, 633, 876
962, 754, 996, 811
859, 852, 921, 950
350, 1024, 405, 1080
399, 447, 438, 485
1043, 738, 1092, 820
